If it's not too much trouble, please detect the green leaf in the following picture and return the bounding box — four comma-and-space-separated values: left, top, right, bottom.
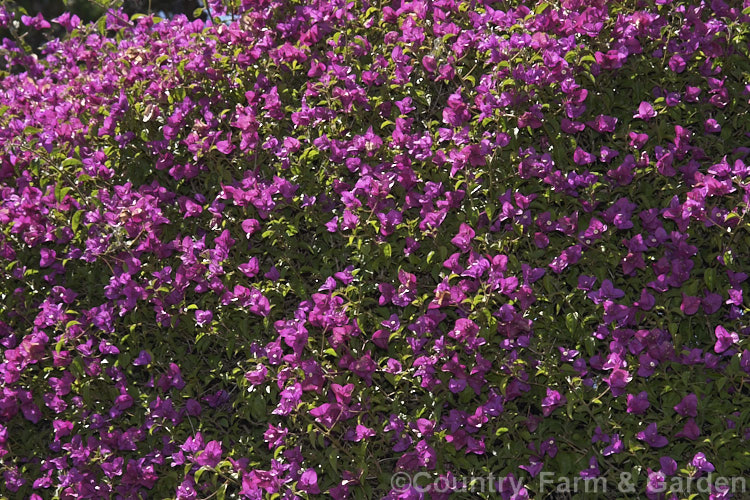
565, 313, 577, 334
61, 158, 82, 168
383, 243, 391, 258
535, 2, 550, 14
194, 466, 207, 483
71, 210, 84, 232
217, 483, 227, 500
704, 268, 716, 290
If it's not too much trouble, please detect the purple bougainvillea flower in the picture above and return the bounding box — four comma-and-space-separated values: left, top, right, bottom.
264, 266, 280, 281
604, 368, 632, 396
629, 131, 649, 148
417, 439, 438, 469
646, 470, 666, 498
404, 237, 420, 256
241, 218, 260, 236
519, 461, 543, 478
727, 270, 748, 286
587, 114, 618, 133
638, 353, 658, 377
690, 452, 715, 474
158, 363, 186, 391
21, 401, 42, 423
632, 288, 653, 311
329, 481, 350, 499
309, 403, 343, 429
577, 275, 597, 291
2, 467, 26, 492
39, 248, 56, 267
421, 55, 437, 73
714, 325, 738, 353
132, 350, 151, 366
636, 423, 668, 448
276, 320, 309, 355
371, 329, 389, 349
680, 294, 701, 315
185, 399, 201, 417
330, 383, 354, 405
466, 436, 486, 455
298, 469, 320, 494
245, 364, 267, 385
549, 244, 582, 274
541, 388, 566, 416
592, 426, 610, 444
195, 441, 222, 468
195, 310, 213, 326
377, 209, 402, 236
573, 147, 595, 165
238, 257, 260, 277
383, 358, 401, 374
580, 456, 600, 478
602, 434, 623, 456
587, 279, 624, 304
726, 288, 743, 306
21, 12, 51, 29
380, 313, 400, 332
602, 301, 632, 326
393, 270, 417, 307
533, 232, 549, 248
180, 197, 203, 218
413, 418, 435, 438
594, 49, 627, 70
347, 424, 375, 442
665, 91, 681, 106
599, 146, 619, 163
702, 292, 722, 314
660, 456, 678, 476
442, 90, 471, 127
558, 347, 578, 363
450, 223, 475, 253
273, 383, 302, 416
684, 85, 702, 102
176, 477, 196, 499
324, 217, 339, 233
634, 101, 656, 120
561, 118, 585, 133
626, 391, 650, 414
668, 54, 686, 72
52, 12, 81, 31
263, 424, 287, 450
674, 393, 697, 417
704, 118, 721, 134
675, 418, 700, 440
216, 134, 235, 154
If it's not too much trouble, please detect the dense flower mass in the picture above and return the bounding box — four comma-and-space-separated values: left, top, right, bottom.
1, 0, 750, 498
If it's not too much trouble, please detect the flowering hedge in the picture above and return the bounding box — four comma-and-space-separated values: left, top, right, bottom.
1, 0, 750, 498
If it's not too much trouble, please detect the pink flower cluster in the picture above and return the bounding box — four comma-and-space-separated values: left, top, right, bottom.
0, 0, 749, 498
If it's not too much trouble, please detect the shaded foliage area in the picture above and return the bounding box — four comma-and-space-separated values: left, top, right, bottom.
1, 0, 202, 51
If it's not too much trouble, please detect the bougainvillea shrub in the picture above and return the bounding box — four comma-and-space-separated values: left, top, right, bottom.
1, 0, 750, 498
